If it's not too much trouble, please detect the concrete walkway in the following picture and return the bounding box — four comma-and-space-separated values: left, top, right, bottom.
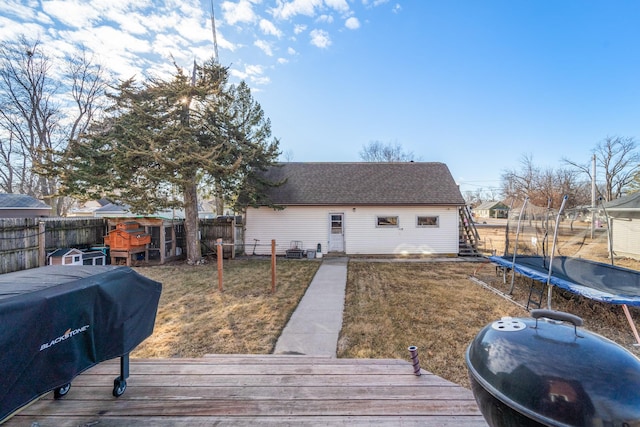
273, 257, 348, 357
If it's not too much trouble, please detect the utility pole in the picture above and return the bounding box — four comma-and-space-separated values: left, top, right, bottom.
211, 0, 219, 63
591, 154, 596, 239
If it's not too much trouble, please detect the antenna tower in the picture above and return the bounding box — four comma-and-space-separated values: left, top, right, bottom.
210, 0, 219, 63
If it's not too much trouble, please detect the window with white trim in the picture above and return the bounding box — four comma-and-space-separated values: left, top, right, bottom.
376, 216, 399, 227
417, 215, 439, 227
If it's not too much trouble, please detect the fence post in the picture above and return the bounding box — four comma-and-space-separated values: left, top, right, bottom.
271, 239, 276, 293
217, 238, 223, 292
38, 221, 46, 267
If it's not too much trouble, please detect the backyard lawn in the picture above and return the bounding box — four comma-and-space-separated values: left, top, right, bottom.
132, 223, 640, 389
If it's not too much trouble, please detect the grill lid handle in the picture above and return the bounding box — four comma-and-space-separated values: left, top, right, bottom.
531, 309, 584, 334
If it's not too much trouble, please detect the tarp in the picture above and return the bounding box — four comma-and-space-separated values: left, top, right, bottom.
489, 255, 640, 306
0, 265, 161, 422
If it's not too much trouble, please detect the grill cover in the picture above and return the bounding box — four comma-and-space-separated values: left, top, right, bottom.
0, 265, 162, 422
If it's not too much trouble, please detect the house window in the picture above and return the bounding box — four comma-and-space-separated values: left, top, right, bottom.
376, 216, 399, 227
417, 216, 439, 227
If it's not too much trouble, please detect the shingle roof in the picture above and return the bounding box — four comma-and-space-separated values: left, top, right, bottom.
0, 194, 50, 209
475, 201, 508, 210
602, 192, 640, 219
604, 192, 640, 211
260, 162, 465, 206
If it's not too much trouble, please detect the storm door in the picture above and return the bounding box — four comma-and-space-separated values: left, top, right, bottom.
328, 213, 344, 252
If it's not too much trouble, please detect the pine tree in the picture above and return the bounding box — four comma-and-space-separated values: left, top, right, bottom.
60, 59, 280, 264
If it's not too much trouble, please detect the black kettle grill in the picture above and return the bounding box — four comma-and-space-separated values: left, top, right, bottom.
466, 309, 640, 427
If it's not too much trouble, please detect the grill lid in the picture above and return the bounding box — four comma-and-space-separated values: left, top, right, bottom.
466, 309, 640, 426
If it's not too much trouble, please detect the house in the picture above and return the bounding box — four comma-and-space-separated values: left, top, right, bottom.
244, 162, 467, 256
474, 201, 510, 219
66, 198, 112, 217
603, 192, 640, 260
0, 194, 51, 218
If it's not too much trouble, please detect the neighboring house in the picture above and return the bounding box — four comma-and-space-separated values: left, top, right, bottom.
0, 194, 51, 218
474, 201, 509, 219
603, 192, 640, 260
244, 162, 467, 256
66, 198, 112, 217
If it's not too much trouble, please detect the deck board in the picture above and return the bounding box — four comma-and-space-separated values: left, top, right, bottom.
4, 356, 488, 426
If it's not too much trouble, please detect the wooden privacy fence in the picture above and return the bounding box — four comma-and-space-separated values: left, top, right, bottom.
0, 218, 108, 274
199, 216, 243, 259
0, 216, 242, 274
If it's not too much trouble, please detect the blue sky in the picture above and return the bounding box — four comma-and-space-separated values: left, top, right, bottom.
2, 1, 640, 196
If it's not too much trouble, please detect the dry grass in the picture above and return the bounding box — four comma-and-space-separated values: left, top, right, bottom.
338, 261, 525, 388
131, 259, 319, 357
128, 222, 640, 391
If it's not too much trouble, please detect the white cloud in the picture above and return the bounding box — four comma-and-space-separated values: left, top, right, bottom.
1, 0, 394, 90
42, 0, 102, 28
0, 0, 44, 21
324, 0, 349, 13
316, 14, 334, 24
231, 63, 270, 85
245, 64, 264, 76
251, 75, 271, 85
392, 3, 402, 13
259, 18, 283, 37
345, 16, 360, 30
271, 0, 323, 20
363, 0, 389, 6
0, 17, 46, 42
309, 28, 331, 48
221, 0, 257, 25
254, 39, 274, 56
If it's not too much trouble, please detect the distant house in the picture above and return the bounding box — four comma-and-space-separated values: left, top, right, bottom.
244, 162, 467, 256
0, 194, 51, 218
67, 198, 112, 217
603, 192, 640, 260
474, 201, 509, 219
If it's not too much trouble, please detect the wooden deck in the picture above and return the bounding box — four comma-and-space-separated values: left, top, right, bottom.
5, 355, 488, 426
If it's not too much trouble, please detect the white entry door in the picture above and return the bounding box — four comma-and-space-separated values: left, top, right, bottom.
328, 213, 344, 252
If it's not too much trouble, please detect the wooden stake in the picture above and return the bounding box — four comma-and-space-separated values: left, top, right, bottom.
216, 238, 223, 292
271, 239, 276, 293
38, 221, 46, 267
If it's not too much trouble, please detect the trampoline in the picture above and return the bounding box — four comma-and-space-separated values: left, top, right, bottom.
489, 255, 640, 307
489, 254, 640, 346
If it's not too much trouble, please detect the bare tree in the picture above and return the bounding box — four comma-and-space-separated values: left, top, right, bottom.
501, 154, 589, 209
501, 154, 539, 203
563, 136, 640, 201
359, 140, 419, 162
0, 36, 105, 215
463, 187, 501, 206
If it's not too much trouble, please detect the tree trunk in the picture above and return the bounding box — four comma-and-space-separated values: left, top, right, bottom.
183, 181, 202, 264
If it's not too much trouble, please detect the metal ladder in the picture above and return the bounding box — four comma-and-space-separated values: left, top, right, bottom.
526, 279, 546, 310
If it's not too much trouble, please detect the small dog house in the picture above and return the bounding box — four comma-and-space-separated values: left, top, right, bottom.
48, 248, 83, 266
48, 248, 107, 266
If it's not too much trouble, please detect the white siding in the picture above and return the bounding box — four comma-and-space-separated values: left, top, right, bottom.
245, 205, 460, 256
612, 218, 640, 260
